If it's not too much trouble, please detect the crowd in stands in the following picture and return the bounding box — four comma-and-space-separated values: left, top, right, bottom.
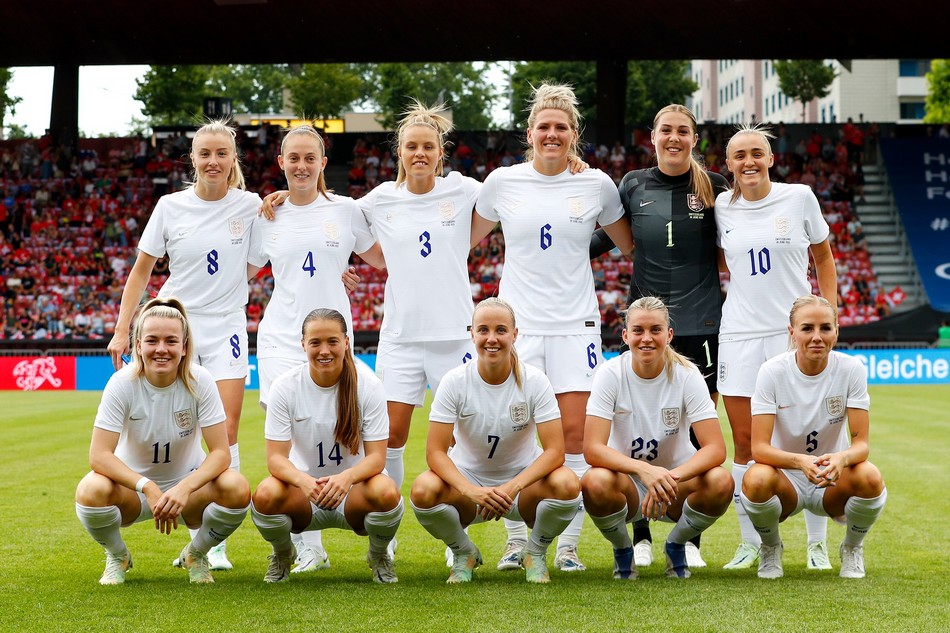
0, 119, 895, 343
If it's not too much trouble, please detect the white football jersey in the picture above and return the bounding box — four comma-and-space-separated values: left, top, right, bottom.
250, 194, 374, 359
430, 361, 561, 478
138, 187, 261, 315
586, 352, 718, 470
359, 171, 479, 343
94, 365, 226, 489
716, 183, 830, 341
476, 163, 624, 335
752, 350, 869, 456
264, 362, 389, 477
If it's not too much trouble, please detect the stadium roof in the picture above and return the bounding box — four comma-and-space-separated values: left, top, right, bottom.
1, 0, 945, 66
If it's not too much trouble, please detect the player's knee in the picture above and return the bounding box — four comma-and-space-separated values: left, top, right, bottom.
251, 477, 284, 513
741, 464, 777, 501
549, 467, 581, 499
708, 466, 735, 504
851, 461, 885, 497
580, 467, 614, 503
215, 470, 251, 507
367, 475, 402, 510
409, 471, 441, 508
75, 471, 115, 506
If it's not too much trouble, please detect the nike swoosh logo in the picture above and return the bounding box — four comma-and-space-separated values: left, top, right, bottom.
639, 200, 655, 207
778, 404, 794, 410
725, 229, 733, 234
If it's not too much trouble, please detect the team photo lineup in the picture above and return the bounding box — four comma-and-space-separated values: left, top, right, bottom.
68, 78, 892, 589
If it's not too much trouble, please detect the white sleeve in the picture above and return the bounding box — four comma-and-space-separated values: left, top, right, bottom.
596, 172, 625, 226
137, 199, 167, 258
357, 188, 378, 237
586, 362, 619, 419
846, 358, 871, 411
683, 367, 719, 424
93, 373, 131, 433
429, 371, 461, 425
247, 216, 268, 268
475, 170, 500, 222
358, 372, 390, 442
528, 370, 561, 424
349, 199, 377, 255
802, 186, 830, 244
195, 369, 227, 428
750, 363, 778, 416
264, 377, 294, 442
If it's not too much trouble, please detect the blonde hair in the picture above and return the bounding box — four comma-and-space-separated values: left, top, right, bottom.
132, 297, 195, 397
653, 104, 716, 208
393, 99, 453, 186
524, 83, 583, 163
301, 309, 361, 455
625, 296, 697, 382
192, 119, 246, 190
472, 297, 523, 389
280, 125, 332, 200
789, 294, 838, 327
725, 122, 775, 203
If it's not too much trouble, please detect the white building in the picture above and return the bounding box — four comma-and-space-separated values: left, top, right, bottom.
689, 59, 930, 125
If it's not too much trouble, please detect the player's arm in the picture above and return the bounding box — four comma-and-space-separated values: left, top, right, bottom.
810, 238, 837, 301
590, 227, 617, 259
751, 413, 826, 485
501, 417, 565, 499
107, 252, 158, 369
669, 417, 726, 483
470, 211, 498, 249
266, 438, 321, 501
89, 427, 145, 492
356, 242, 386, 270
259, 190, 289, 220
584, 414, 678, 504
601, 215, 634, 256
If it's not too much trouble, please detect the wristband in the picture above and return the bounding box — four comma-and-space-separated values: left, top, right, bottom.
134, 477, 150, 493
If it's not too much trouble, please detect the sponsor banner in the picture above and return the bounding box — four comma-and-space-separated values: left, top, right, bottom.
839, 348, 950, 385
880, 139, 950, 311
11, 350, 945, 390
0, 356, 76, 391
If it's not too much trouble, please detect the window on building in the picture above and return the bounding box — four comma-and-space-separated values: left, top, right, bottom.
899, 102, 926, 119
899, 59, 931, 77
830, 103, 835, 123
741, 77, 745, 93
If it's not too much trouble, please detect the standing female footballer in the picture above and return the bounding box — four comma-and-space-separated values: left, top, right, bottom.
250, 309, 403, 584
472, 83, 633, 572
716, 123, 837, 571
582, 297, 732, 580
741, 296, 886, 579
410, 298, 582, 584
590, 104, 729, 569
76, 298, 250, 585
106, 120, 261, 570
249, 125, 384, 573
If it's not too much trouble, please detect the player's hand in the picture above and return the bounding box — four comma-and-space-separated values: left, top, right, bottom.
107, 332, 130, 371
641, 490, 670, 521
342, 266, 361, 294
638, 463, 679, 505
466, 486, 512, 521
259, 190, 289, 220
567, 155, 589, 174
313, 473, 352, 510
151, 484, 189, 535
798, 455, 830, 486
813, 452, 846, 488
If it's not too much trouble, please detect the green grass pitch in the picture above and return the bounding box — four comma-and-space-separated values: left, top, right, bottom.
1, 385, 947, 632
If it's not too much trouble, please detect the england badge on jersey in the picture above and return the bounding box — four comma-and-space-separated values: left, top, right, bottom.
661, 407, 680, 429
439, 200, 455, 219
229, 217, 245, 237
825, 396, 844, 418
774, 216, 791, 236
174, 409, 194, 430
687, 194, 704, 212
510, 403, 528, 426
324, 222, 340, 241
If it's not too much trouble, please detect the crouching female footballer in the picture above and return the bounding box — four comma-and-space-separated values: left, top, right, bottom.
410, 298, 582, 584
740, 295, 887, 579
250, 308, 403, 584
75, 297, 251, 585
582, 296, 732, 580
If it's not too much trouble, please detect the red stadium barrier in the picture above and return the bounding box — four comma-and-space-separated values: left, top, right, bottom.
0, 356, 76, 391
